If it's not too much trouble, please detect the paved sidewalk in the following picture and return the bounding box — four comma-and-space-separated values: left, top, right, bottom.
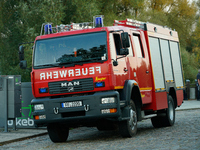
0, 100, 200, 146
0, 128, 47, 146
176, 100, 200, 110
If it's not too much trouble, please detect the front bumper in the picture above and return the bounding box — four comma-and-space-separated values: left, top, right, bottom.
31, 91, 121, 126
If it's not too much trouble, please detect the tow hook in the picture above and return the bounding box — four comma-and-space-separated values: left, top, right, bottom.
53, 107, 59, 114
84, 105, 90, 111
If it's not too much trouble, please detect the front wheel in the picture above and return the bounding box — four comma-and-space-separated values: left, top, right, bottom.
47, 123, 69, 143
119, 100, 137, 137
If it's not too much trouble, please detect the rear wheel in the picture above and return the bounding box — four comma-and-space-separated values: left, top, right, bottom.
119, 100, 137, 137
47, 123, 69, 143
151, 95, 175, 128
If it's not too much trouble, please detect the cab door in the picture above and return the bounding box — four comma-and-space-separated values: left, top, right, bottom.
109, 32, 128, 89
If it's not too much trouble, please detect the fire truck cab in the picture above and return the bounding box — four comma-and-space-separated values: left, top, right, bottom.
19, 16, 184, 143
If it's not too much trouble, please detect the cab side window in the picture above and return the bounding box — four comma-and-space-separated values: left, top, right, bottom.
133, 34, 144, 58
113, 34, 122, 55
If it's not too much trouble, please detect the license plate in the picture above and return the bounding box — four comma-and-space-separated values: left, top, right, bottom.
61, 101, 82, 108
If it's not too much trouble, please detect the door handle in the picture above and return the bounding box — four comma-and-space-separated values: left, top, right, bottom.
124, 68, 128, 72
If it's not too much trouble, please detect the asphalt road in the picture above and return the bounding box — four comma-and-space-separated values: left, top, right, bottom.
1, 109, 200, 150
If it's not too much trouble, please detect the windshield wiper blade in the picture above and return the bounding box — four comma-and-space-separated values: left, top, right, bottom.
57, 61, 84, 68
89, 58, 104, 63
35, 58, 105, 69
35, 63, 60, 68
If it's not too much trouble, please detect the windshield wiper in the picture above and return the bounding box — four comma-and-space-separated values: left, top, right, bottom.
57, 61, 84, 68
89, 57, 104, 63
34, 63, 60, 68
58, 59, 104, 68
35, 58, 105, 69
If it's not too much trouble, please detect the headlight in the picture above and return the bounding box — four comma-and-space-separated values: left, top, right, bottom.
34, 104, 44, 110
101, 97, 115, 104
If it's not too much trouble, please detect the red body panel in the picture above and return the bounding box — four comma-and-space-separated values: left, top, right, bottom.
155, 92, 168, 110
176, 90, 184, 106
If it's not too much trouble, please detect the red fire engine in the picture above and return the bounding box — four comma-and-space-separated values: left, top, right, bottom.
19, 16, 184, 143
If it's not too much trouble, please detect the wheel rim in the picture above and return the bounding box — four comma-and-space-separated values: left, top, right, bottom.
129, 109, 137, 131
168, 100, 174, 121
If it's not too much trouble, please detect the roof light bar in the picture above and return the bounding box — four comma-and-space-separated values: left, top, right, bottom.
40, 15, 104, 35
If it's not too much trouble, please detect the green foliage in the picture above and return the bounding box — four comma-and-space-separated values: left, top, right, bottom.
181, 47, 198, 83
0, 1, 24, 77
0, 0, 199, 83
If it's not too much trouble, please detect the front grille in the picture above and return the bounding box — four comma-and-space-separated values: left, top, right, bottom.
48, 78, 94, 94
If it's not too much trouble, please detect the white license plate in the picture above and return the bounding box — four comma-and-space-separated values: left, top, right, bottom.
61, 101, 82, 108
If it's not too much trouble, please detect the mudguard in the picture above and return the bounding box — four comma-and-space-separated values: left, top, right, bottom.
119, 80, 142, 120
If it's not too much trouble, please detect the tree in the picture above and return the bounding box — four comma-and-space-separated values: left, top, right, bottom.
181, 47, 199, 83
148, 0, 174, 12
167, 0, 197, 48
0, 0, 24, 76
68, 0, 101, 23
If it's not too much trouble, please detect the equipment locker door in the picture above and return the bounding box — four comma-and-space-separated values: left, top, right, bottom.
130, 31, 153, 104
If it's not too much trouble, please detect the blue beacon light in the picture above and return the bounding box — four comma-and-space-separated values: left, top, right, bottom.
44, 24, 52, 34
95, 17, 103, 28
39, 88, 48, 93
95, 82, 105, 88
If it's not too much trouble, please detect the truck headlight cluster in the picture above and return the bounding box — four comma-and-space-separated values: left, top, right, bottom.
34, 104, 44, 111
101, 97, 115, 104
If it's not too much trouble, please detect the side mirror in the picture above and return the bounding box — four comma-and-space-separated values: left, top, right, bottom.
19, 60, 27, 69
120, 48, 129, 55
121, 32, 130, 48
113, 60, 118, 66
19, 45, 25, 61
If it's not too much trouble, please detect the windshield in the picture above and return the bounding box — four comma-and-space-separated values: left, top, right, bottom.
34, 32, 107, 68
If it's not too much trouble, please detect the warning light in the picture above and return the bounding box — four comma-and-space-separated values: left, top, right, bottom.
39, 88, 48, 93
95, 82, 105, 88
44, 24, 52, 34
94, 15, 104, 28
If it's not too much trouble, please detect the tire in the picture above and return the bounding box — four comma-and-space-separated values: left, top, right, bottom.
151, 95, 175, 128
47, 123, 69, 143
119, 100, 137, 137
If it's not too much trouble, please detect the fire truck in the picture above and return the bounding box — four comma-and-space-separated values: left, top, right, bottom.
19, 16, 184, 143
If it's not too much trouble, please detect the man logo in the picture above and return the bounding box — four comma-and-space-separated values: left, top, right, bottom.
68, 87, 74, 92
61, 81, 80, 87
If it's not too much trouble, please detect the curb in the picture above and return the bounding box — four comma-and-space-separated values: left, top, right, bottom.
176, 107, 200, 111
0, 132, 48, 146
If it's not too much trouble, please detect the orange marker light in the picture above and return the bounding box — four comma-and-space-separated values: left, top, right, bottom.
110, 108, 117, 113
35, 116, 39, 120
